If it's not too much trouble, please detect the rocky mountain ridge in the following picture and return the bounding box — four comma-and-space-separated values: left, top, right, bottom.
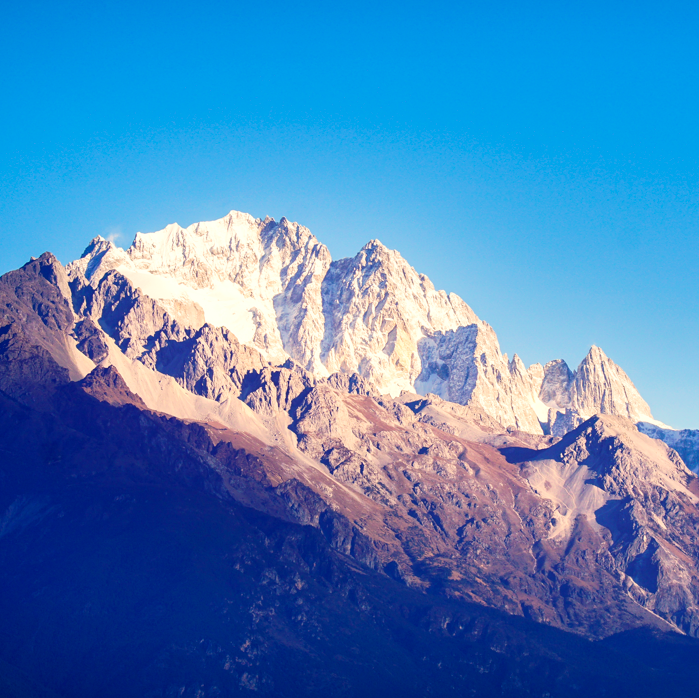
67, 210, 663, 439
2, 232, 699, 694
638, 422, 699, 473
5, 242, 698, 635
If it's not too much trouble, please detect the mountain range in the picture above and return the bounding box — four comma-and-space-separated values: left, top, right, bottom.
1, 209, 699, 697
68, 211, 669, 432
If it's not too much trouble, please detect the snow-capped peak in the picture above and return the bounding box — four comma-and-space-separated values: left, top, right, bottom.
66, 208, 662, 436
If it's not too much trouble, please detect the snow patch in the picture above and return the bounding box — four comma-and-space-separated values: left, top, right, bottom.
117, 266, 261, 345
530, 395, 551, 423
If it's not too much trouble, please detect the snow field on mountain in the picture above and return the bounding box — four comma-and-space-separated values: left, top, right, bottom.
118, 267, 262, 346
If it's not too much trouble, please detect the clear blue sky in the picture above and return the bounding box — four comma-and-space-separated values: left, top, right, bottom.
1, 0, 698, 427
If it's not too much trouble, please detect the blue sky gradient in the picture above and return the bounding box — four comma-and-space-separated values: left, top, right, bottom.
1, 0, 698, 426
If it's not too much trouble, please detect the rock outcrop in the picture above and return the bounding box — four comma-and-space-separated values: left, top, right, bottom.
638, 423, 699, 473
536, 347, 657, 436
318, 239, 478, 394
3, 238, 699, 679
517, 415, 699, 632
0, 252, 94, 407
416, 325, 545, 433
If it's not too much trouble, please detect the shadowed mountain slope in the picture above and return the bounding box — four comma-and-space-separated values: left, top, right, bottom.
0, 348, 699, 696
1, 233, 699, 696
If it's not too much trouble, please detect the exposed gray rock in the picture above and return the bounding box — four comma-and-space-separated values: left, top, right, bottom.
539, 347, 656, 436
540, 359, 574, 407
85, 270, 190, 359
73, 317, 109, 363
319, 239, 478, 394
293, 384, 355, 448
571, 346, 652, 421
548, 407, 586, 437
637, 423, 699, 473
152, 323, 267, 402
322, 371, 375, 397
3, 252, 75, 332
0, 321, 70, 408
74, 364, 147, 408
415, 324, 543, 433
242, 365, 315, 416
0, 253, 91, 404
518, 415, 699, 634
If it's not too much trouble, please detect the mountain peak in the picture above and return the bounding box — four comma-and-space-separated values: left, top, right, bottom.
81, 235, 115, 256
64, 207, 660, 435
572, 346, 653, 422
581, 344, 608, 364
359, 239, 391, 258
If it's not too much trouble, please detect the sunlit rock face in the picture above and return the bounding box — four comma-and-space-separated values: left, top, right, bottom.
537, 347, 657, 436
4, 216, 699, 696
69, 212, 332, 371
67, 209, 661, 439
638, 423, 699, 473
414, 325, 544, 434
318, 239, 479, 396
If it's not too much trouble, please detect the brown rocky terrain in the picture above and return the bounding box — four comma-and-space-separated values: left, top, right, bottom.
2, 250, 699, 696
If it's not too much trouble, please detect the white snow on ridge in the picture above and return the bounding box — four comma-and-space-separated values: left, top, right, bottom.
530, 395, 551, 423
635, 414, 674, 430
65, 208, 683, 437
117, 267, 261, 346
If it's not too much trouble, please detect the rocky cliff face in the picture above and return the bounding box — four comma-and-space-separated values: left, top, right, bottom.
638, 423, 699, 473
415, 325, 544, 433
3, 237, 699, 695
318, 239, 478, 394
534, 346, 657, 436
516, 415, 699, 633
0, 252, 94, 407
68, 209, 663, 435
69, 212, 331, 369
